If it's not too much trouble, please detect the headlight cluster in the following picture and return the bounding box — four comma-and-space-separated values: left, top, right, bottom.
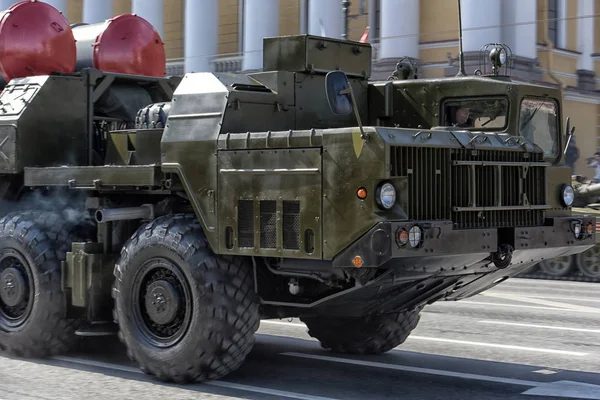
571, 220, 594, 240
396, 225, 423, 248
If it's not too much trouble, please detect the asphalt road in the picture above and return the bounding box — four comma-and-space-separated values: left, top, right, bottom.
2, 277, 600, 399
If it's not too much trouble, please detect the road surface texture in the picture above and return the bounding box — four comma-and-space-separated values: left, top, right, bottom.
2, 277, 600, 400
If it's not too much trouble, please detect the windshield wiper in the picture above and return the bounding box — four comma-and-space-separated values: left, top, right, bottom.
520, 95, 548, 132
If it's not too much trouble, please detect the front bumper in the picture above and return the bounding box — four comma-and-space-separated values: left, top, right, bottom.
332, 216, 596, 273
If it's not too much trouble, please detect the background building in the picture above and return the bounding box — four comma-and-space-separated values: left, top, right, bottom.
3, 0, 598, 174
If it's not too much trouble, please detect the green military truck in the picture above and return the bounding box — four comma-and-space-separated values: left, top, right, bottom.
0, 34, 595, 384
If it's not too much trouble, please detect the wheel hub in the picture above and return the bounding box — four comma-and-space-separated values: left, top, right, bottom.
144, 280, 180, 325
0, 267, 25, 307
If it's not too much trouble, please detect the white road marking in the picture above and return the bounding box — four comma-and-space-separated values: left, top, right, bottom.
522, 380, 600, 399
481, 292, 600, 314
533, 370, 559, 375
51, 356, 339, 400
450, 301, 595, 312
282, 353, 600, 398
407, 336, 587, 356
262, 320, 306, 328
281, 352, 539, 387
479, 320, 600, 334
501, 278, 594, 288
490, 294, 600, 303
261, 320, 587, 356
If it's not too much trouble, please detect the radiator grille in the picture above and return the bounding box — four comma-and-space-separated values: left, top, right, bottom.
260, 200, 277, 248
236, 199, 301, 250
390, 147, 452, 220
452, 149, 546, 228
283, 201, 301, 250
390, 147, 547, 229
237, 200, 254, 248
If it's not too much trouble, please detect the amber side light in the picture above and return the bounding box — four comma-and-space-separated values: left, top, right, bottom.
357, 187, 367, 199
586, 223, 594, 235
352, 256, 364, 268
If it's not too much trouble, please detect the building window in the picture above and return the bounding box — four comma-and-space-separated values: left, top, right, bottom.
547, 0, 558, 47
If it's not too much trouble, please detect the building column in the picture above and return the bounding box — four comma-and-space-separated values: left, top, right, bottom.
461, 0, 501, 53
371, 0, 419, 80
242, 0, 279, 71
82, 0, 113, 24
184, 0, 219, 73
501, 0, 536, 59
132, 0, 163, 38
379, 0, 419, 59
41, 0, 67, 14
499, 0, 541, 81
308, 0, 342, 39
577, 0, 596, 90
444, 0, 503, 76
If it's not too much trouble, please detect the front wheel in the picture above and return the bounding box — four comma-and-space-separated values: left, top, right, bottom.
301, 308, 422, 355
113, 214, 260, 383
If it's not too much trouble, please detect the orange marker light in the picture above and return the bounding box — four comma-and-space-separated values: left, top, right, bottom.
357, 187, 367, 199
397, 229, 409, 246
353, 256, 364, 268
586, 223, 594, 235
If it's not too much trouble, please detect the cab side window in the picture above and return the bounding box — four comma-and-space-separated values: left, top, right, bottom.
442, 98, 509, 130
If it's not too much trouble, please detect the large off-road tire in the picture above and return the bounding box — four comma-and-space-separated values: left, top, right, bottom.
113, 213, 260, 383
300, 308, 422, 355
0, 211, 84, 357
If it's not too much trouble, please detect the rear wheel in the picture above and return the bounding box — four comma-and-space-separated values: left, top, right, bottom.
575, 246, 600, 279
301, 308, 422, 355
0, 212, 81, 357
113, 213, 260, 383
537, 255, 574, 277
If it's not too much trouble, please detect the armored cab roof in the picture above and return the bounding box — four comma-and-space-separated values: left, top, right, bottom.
262, 34, 372, 79
372, 73, 562, 98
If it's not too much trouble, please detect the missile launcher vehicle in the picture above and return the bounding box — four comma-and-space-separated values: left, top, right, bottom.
0, 1, 595, 384
519, 175, 600, 281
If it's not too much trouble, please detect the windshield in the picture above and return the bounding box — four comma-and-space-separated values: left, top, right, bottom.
519, 97, 559, 159
442, 97, 508, 130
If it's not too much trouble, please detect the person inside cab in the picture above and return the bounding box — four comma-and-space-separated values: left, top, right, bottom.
453, 107, 473, 128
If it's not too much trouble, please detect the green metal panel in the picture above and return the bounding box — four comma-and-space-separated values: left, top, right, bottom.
0, 75, 88, 172
262, 34, 372, 78
160, 72, 229, 249
217, 147, 322, 258
24, 165, 162, 188
321, 127, 387, 260
0, 124, 17, 173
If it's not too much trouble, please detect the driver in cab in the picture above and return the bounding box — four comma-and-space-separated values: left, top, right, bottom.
453, 107, 473, 128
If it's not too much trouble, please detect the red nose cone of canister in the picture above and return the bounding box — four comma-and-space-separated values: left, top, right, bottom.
0, 0, 76, 81
74, 14, 166, 77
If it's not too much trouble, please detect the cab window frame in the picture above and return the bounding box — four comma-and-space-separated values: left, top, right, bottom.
439, 95, 510, 131
518, 95, 561, 164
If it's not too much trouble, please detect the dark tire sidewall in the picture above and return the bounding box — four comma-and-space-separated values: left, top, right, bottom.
113, 214, 259, 382
0, 220, 68, 356
115, 242, 208, 365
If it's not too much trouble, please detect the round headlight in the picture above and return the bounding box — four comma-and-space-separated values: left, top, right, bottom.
499, 48, 506, 65
408, 225, 422, 248
573, 222, 582, 238
377, 182, 396, 209
561, 184, 575, 207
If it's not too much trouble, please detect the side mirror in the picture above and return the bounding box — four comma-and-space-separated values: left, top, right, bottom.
325, 70, 353, 115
